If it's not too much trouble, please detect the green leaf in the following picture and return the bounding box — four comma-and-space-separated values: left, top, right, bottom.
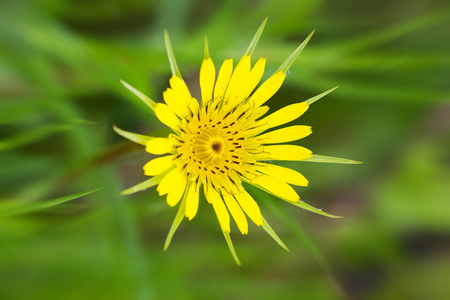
276, 29, 315, 73
164, 29, 182, 79
113, 125, 153, 146
302, 154, 363, 164
304, 86, 339, 105
120, 80, 157, 111
261, 216, 289, 251
0, 188, 100, 218
245, 17, 268, 56
0, 124, 71, 151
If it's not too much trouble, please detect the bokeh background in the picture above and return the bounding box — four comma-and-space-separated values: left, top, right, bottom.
1, 0, 449, 299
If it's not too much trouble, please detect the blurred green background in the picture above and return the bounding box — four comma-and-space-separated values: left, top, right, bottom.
1, 0, 449, 299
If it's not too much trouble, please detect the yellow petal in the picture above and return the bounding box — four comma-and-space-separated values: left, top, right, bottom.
206, 185, 230, 233
213, 59, 233, 100
259, 164, 309, 186
252, 174, 299, 202
258, 102, 309, 129
222, 192, 248, 235
154, 103, 180, 131
236, 57, 266, 100
163, 88, 188, 117
200, 57, 215, 103
258, 125, 312, 144
157, 168, 186, 207
189, 97, 199, 113
234, 190, 263, 226
225, 55, 251, 99
185, 184, 199, 220
262, 145, 312, 161
145, 137, 174, 155
169, 75, 191, 103
249, 71, 286, 107
143, 155, 174, 176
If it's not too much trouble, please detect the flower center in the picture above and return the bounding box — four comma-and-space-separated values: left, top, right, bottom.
211, 141, 223, 154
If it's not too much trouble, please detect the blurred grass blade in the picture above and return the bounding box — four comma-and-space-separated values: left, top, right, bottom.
305, 86, 339, 105
121, 168, 173, 195
164, 29, 182, 79
113, 125, 153, 146
120, 80, 157, 110
222, 230, 241, 265
0, 188, 100, 218
0, 124, 71, 151
245, 17, 268, 56
262, 216, 289, 251
276, 30, 315, 73
286, 199, 343, 218
164, 188, 188, 250
303, 154, 363, 164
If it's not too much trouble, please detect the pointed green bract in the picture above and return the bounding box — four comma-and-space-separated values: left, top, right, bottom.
121, 167, 174, 195
276, 29, 315, 74
164, 189, 188, 251
120, 80, 157, 110
164, 29, 182, 79
287, 199, 343, 218
204, 36, 209, 59
305, 86, 339, 105
302, 154, 363, 164
113, 125, 153, 146
262, 216, 289, 251
0, 188, 100, 218
245, 17, 268, 56
223, 230, 241, 265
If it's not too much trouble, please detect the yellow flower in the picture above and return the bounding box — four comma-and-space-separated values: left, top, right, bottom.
115, 18, 360, 265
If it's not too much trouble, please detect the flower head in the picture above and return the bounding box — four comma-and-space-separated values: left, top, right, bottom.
115, 19, 360, 264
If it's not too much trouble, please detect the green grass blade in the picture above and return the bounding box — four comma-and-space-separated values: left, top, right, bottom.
245, 17, 268, 56
0, 188, 100, 218
302, 154, 363, 164
113, 125, 153, 146
261, 216, 289, 251
0, 124, 71, 151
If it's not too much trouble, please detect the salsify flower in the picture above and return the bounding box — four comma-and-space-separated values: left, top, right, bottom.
115, 19, 360, 265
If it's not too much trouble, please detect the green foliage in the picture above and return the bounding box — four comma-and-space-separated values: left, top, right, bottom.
1, 0, 449, 299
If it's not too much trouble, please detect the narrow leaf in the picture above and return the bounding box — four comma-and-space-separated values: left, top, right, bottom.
245, 17, 268, 56
222, 230, 241, 265
276, 30, 315, 73
164, 29, 182, 79
302, 154, 363, 164
113, 125, 153, 146
261, 216, 289, 251
120, 80, 157, 110
0, 188, 100, 218
164, 188, 188, 251
0, 124, 71, 151
304, 86, 339, 105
